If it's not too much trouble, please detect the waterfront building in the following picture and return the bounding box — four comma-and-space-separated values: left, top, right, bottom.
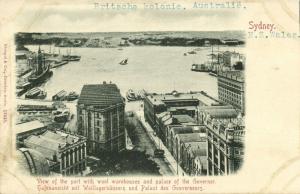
205, 113, 245, 175
17, 104, 56, 117
77, 83, 126, 155
217, 71, 245, 114
144, 90, 219, 130
24, 130, 87, 176
16, 120, 47, 147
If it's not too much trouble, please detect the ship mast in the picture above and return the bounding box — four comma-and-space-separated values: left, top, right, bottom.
211, 45, 214, 71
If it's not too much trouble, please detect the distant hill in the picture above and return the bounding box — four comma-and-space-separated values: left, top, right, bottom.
15, 31, 245, 47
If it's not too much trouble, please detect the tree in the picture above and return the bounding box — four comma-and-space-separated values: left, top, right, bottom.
93, 150, 160, 176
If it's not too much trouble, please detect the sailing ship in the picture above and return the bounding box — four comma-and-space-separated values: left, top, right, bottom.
28, 46, 52, 83
119, 58, 128, 65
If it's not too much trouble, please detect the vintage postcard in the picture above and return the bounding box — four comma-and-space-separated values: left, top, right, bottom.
0, 0, 299, 193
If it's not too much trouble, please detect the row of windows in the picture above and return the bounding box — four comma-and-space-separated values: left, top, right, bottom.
219, 87, 241, 98
61, 148, 86, 169
219, 95, 242, 107
219, 77, 243, 89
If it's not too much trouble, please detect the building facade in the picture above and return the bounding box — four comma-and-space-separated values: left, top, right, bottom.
174, 133, 207, 167
204, 114, 245, 175
23, 130, 87, 176
218, 71, 245, 114
77, 83, 126, 155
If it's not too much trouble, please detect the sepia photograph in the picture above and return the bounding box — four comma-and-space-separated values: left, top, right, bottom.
15, 31, 245, 177
1, 0, 300, 193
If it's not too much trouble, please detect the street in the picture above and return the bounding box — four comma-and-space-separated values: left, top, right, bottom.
126, 112, 174, 176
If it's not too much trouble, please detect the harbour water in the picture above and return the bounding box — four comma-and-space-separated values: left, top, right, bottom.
22, 45, 244, 100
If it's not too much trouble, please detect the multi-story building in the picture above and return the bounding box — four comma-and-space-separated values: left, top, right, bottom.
77, 83, 126, 155
144, 90, 219, 130
218, 71, 245, 114
205, 113, 245, 175
181, 141, 207, 176
23, 130, 87, 176
167, 125, 206, 155
174, 133, 207, 172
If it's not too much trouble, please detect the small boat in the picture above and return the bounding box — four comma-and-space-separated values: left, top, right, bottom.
52, 90, 67, 101
126, 89, 136, 101
194, 48, 202, 51
119, 58, 128, 65
16, 81, 32, 97
183, 53, 187, 56
62, 48, 81, 61
62, 55, 81, 61
126, 89, 147, 101
66, 91, 79, 101
25, 87, 47, 99
51, 60, 68, 68
188, 51, 197, 54
53, 109, 70, 122
191, 64, 210, 72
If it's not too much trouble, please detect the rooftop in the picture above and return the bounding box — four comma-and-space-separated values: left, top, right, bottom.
17, 104, 56, 111
176, 133, 207, 143
146, 91, 219, 106
171, 125, 207, 135
16, 148, 50, 176
205, 108, 238, 118
218, 71, 244, 82
24, 130, 80, 160
199, 104, 234, 110
16, 120, 45, 134
172, 114, 196, 124
78, 83, 124, 107
171, 126, 194, 135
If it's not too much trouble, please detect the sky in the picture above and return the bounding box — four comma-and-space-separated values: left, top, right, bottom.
13, 1, 247, 32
